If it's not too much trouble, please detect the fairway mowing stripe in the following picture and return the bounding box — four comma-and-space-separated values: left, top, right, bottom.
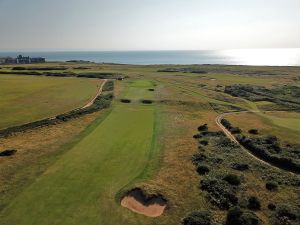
0, 81, 158, 225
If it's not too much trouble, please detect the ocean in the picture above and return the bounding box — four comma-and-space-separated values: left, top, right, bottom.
0, 49, 300, 66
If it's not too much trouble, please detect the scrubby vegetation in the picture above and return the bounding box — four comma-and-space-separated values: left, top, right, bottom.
231, 163, 249, 171
158, 67, 208, 74
141, 99, 153, 104
12, 67, 68, 71
190, 123, 300, 224
120, 99, 131, 103
221, 118, 242, 134
223, 174, 241, 186
237, 135, 300, 173
247, 196, 261, 211
56, 93, 113, 121
0, 93, 113, 137
0, 70, 124, 80
0, 149, 17, 157
102, 80, 114, 91
200, 177, 239, 209
225, 207, 260, 225
224, 84, 300, 109
272, 204, 300, 225
265, 181, 278, 191
182, 211, 212, 225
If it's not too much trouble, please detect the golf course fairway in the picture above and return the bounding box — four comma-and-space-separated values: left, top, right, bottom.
0, 80, 157, 225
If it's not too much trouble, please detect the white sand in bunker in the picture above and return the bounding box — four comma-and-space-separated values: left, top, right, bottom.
121, 188, 167, 217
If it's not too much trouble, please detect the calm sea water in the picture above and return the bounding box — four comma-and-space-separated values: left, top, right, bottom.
1, 49, 300, 66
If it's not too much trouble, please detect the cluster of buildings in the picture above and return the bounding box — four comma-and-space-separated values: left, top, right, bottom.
0, 55, 46, 64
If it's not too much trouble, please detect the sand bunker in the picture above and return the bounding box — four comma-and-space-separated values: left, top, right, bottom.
121, 188, 167, 217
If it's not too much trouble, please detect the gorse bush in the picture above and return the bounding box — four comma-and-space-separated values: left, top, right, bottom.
247, 196, 261, 211
200, 177, 238, 209
226, 207, 260, 225
272, 204, 299, 225
120, 99, 131, 103
196, 165, 210, 175
237, 135, 300, 173
231, 163, 249, 171
221, 119, 242, 134
182, 210, 212, 225
0, 149, 17, 157
248, 129, 259, 135
266, 181, 278, 191
268, 203, 276, 211
198, 124, 208, 132
223, 174, 241, 186
102, 80, 114, 91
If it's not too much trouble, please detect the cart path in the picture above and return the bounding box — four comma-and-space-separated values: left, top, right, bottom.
82, 79, 107, 109
215, 110, 298, 174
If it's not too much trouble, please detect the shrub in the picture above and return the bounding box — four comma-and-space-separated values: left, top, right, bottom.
273, 204, 299, 225
182, 210, 212, 225
102, 80, 114, 91
248, 197, 261, 211
231, 163, 249, 171
120, 99, 131, 103
192, 153, 207, 165
223, 174, 241, 186
231, 127, 242, 134
0, 149, 17, 157
199, 140, 209, 146
200, 178, 238, 209
226, 207, 260, 225
196, 165, 210, 175
141, 100, 153, 104
266, 181, 278, 191
221, 119, 232, 129
248, 129, 259, 135
268, 203, 276, 211
198, 124, 208, 132
148, 88, 155, 91
237, 135, 300, 173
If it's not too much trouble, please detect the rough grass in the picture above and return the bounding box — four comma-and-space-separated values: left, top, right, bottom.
0, 74, 101, 129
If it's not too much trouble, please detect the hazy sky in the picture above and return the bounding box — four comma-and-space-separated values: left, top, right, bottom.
0, 0, 299, 51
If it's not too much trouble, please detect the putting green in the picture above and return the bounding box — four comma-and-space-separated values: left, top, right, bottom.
0, 80, 157, 225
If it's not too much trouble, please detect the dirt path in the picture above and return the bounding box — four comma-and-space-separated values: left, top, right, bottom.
215, 110, 297, 174
82, 79, 107, 109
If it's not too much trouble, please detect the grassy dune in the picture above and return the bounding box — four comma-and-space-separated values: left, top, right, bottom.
0, 75, 100, 129
0, 80, 157, 225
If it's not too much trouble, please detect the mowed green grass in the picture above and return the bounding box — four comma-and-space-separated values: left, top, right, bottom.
0, 80, 157, 225
260, 112, 300, 134
0, 74, 100, 129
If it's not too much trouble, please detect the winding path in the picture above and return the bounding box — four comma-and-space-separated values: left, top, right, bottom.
215, 110, 298, 174
82, 79, 107, 109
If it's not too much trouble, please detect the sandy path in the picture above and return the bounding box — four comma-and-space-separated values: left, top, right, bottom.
82, 79, 107, 109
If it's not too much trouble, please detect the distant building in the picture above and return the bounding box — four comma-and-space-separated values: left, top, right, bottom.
30, 57, 46, 63
16, 55, 30, 64
0, 58, 6, 64
4, 57, 17, 64
0, 55, 45, 64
